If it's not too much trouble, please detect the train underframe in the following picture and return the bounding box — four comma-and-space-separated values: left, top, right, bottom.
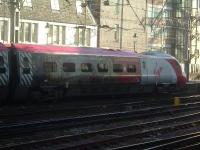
0, 87, 8, 103
3, 82, 180, 102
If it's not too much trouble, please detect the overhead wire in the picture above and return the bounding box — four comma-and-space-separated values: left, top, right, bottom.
126, 0, 146, 30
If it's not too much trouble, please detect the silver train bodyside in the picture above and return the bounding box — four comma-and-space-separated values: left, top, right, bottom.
0, 43, 187, 102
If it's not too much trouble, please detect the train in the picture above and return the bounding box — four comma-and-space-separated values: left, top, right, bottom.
0, 42, 187, 102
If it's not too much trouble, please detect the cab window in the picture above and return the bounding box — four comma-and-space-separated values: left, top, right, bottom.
175, 61, 181, 70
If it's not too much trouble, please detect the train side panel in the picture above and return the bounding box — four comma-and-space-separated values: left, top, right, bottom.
26, 54, 143, 98
30, 54, 113, 97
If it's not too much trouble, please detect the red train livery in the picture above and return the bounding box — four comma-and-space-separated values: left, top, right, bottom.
0, 43, 187, 101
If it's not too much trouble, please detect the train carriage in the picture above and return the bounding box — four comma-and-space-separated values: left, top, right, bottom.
0, 43, 187, 102
8, 44, 145, 100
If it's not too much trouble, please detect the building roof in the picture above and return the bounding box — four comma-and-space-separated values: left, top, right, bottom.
0, 0, 96, 26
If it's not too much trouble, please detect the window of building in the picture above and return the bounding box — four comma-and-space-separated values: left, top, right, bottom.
53, 25, 59, 44
113, 64, 123, 72
31, 23, 37, 43
116, 0, 120, 14
76, 0, 83, 14
63, 63, 75, 72
87, 0, 95, 11
85, 28, 91, 46
48, 25, 66, 45
199, 0, 200, 9
75, 27, 91, 46
114, 24, 119, 42
127, 64, 136, 73
0, 20, 8, 42
20, 22, 38, 43
60, 26, 66, 45
81, 63, 92, 72
22, 57, 30, 74
44, 62, 57, 72
97, 64, 108, 72
23, 0, 32, 7
51, 0, 60, 10
24, 23, 31, 42
79, 28, 85, 46
25, 23, 31, 42
65, 27, 75, 45
176, 10, 182, 18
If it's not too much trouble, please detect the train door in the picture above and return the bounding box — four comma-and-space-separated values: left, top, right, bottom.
140, 57, 156, 84
18, 52, 33, 86
43, 54, 63, 83
0, 50, 9, 87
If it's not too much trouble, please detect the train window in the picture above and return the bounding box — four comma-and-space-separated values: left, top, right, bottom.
81, 63, 92, 72
63, 63, 75, 72
97, 63, 108, 72
0, 56, 6, 73
23, 57, 30, 74
113, 64, 123, 72
127, 64, 136, 73
43, 62, 57, 72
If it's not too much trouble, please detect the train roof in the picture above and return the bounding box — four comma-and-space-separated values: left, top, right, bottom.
8, 43, 140, 58
0, 43, 9, 52
141, 51, 175, 58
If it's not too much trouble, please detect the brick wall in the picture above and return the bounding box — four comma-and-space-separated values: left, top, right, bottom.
99, 0, 147, 52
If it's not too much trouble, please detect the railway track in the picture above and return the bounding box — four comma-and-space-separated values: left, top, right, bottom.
1, 94, 200, 124
110, 132, 200, 150
1, 99, 200, 149
1, 100, 200, 135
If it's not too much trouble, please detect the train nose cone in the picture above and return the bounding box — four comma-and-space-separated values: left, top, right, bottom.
178, 73, 187, 88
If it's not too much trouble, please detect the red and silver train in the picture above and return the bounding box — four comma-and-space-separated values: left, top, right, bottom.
0, 43, 187, 102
